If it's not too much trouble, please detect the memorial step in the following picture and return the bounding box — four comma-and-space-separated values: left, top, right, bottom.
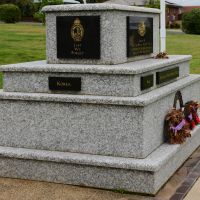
0, 74, 199, 159
0, 125, 199, 195
1, 55, 190, 97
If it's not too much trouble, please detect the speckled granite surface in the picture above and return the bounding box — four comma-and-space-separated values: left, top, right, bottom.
42, 4, 160, 64
0, 75, 199, 159
0, 125, 199, 194
1, 56, 190, 96
42, 4, 161, 13
0, 74, 199, 106
0, 55, 191, 74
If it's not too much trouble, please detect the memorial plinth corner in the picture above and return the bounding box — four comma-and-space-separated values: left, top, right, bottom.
0, 4, 199, 195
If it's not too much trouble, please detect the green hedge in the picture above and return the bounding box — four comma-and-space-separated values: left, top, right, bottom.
16, 0, 35, 17
0, 0, 17, 4
145, 0, 160, 9
0, 4, 21, 23
34, 0, 63, 23
182, 9, 200, 34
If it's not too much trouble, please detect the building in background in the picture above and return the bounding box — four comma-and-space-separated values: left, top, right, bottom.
164, 0, 200, 27
165, 1, 182, 26
166, 0, 200, 14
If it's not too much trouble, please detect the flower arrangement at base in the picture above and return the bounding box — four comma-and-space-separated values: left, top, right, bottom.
184, 101, 200, 130
165, 108, 191, 144
164, 91, 200, 145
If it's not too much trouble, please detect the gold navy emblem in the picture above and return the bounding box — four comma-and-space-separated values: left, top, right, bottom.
71, 18, 84, 42
138, 21, 146, 37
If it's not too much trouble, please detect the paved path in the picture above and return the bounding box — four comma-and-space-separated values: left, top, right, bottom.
167, 29, 185, 34
184, 178, 200, 200
0, 147, 199, 200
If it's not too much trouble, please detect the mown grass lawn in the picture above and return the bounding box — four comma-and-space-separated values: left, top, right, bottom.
0, 23, 46, 88
167, 32, 200, 74
0, 24, 199, 89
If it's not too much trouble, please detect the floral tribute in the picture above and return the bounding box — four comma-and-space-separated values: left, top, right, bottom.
155, 52, 169, 59
165, 91, 200, 144
184, 101, 200, 130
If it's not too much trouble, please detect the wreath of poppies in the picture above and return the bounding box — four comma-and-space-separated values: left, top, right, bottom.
165, 91, 200, 144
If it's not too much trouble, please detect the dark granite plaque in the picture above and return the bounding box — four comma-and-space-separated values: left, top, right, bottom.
141, 74, 154, 91
49, 77, 81, 91
127, 17, 153, 57
56, 16, 100, 59
156, 67, 179, 85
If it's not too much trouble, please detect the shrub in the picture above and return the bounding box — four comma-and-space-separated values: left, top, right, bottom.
42, 0, 63, 6
0, 0, 17, 5
145, 0, 160, 9
34, 0, 63, 23
182, 9, 200, 34
0, 4, 21, 23
170, 21, 181, 29
16, 0, 35, 17
33, 11, 45, 23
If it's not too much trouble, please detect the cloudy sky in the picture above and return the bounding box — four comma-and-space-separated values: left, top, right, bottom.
167, 0, 200, 6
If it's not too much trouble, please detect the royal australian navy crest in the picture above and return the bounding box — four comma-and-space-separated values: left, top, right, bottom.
138, 21, 146, 37
71, 18, 84, 42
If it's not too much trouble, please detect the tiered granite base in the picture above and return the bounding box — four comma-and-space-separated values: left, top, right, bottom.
0, 56, 199, 194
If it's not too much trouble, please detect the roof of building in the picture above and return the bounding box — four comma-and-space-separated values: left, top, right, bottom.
166, 1, 182, 7
166, 0, 200, 7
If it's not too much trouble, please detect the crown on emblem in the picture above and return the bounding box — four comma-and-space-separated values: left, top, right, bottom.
74, 18, 81, 25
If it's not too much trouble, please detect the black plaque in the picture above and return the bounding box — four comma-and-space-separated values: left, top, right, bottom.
56, 16, 100, 59
141, 74, 154, 90
127, 17, 153, 57
156, 67, 179, 85
49, 77, 81, 91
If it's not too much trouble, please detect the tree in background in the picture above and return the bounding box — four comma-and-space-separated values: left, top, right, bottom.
0, 0, 34, 18
16, 0, 35, 17
0, 0, 17, 4
182, 8, 200, 34
145, 0, 160, 9
0, 4, 21, 23
34, 0, 63, 23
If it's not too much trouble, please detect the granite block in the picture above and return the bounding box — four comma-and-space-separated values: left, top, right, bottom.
42, 4, 161, 13
0, 74, 199, 107
0, 99, 144, 158
0, 126, 199, 194
1, 55, 191, 96
43, 4, 160, 64
0, 55, 191, 75
0, 75, 199, 158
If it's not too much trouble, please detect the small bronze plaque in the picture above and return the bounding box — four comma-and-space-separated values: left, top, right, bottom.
141, 74, 154, 90
49, 77, 81, 91
56, 16, 100, 59
127, 17, 153, 57
156, 67, 179, 85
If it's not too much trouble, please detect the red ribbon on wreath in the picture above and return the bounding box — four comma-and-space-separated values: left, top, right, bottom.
184, 101, 200, 130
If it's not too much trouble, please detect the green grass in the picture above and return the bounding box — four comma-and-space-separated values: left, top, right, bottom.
167, 32, 200, 74
0, 24, 199, 89
0, 23, 46, 88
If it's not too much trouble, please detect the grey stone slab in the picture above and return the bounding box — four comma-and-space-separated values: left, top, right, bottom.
0, 125, 199, 172
0, 99, 144, 158
42, 4, 161, 13
0, 125, 199, 194
0, 75, 199, 107
0, 75, 199, 158
42, 4, 160, 64
2, 59, 189, 96
0, 55, 191, 75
